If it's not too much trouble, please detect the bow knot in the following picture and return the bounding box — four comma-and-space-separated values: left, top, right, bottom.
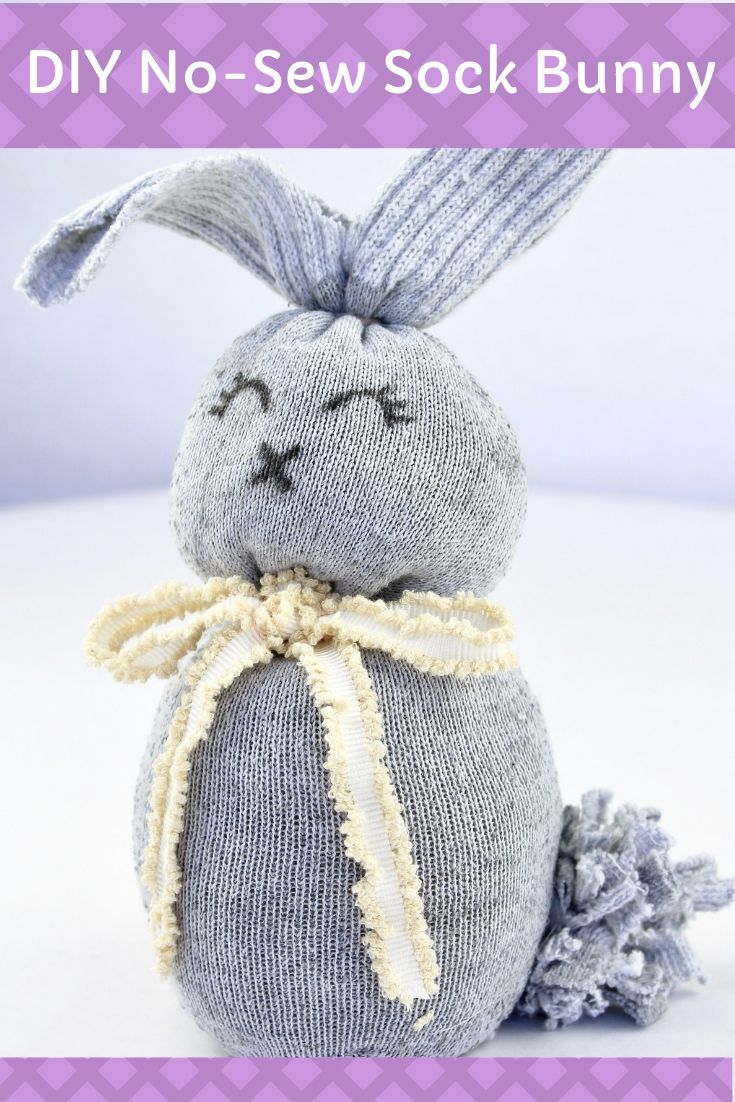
86, 567, 518, 1015
252, 570, 336, 653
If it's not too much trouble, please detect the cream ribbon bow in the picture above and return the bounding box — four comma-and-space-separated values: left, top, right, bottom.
85, 568, 517, 1010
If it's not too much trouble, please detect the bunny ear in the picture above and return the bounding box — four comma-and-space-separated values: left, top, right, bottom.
343, 149, 609, 328
16, 153, 349, 311
18, 149, 608, 325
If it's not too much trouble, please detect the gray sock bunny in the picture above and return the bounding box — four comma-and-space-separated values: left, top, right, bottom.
17, 150, 732, 1057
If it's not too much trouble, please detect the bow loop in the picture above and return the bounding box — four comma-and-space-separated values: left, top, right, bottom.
324, 591, 516, 676
84, 576, 259, 681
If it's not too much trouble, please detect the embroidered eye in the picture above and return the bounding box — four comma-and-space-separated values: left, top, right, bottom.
209, 374, 271, 419
322, 384, 413, 428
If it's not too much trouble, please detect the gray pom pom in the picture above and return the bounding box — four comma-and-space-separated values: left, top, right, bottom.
517, 791, 733, 1029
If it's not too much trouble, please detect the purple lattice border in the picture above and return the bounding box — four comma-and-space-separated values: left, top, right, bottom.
0, 4, 734, 147
0, 1060, 732, 1102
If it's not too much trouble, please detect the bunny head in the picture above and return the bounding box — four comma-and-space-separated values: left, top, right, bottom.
169, 309, 524, 597
18, 150, 606, 596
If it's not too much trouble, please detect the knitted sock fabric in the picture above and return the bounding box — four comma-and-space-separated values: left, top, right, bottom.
134, 655, 561, 1057
139, 304, 558, 1056
18, 149, 730, 1056
16, 149, 607, 324
170, 309, 526, 597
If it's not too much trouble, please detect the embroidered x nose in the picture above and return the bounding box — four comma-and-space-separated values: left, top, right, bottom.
251, 442, 301, 492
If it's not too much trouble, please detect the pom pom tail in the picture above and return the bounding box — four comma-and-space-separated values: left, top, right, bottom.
516, 791, 734, 1029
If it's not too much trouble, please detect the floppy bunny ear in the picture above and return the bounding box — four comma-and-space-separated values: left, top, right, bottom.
342, 149, 609, 328
16, 152, 349, 311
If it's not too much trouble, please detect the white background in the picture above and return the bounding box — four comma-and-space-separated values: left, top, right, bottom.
2, 148, 735, 505
1, 143, 733, 1058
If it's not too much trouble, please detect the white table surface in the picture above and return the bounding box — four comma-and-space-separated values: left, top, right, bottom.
1, 486, 733, 1057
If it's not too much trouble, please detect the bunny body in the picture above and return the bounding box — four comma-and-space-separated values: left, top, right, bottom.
135, 655, 561, 1056
128, 310, 561, 1055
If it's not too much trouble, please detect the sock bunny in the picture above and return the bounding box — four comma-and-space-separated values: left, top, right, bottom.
17, 150, 732, 1057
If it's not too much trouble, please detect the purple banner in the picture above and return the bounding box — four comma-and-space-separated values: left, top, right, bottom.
0, 1060, 732, 1102
0, 4, 734, 147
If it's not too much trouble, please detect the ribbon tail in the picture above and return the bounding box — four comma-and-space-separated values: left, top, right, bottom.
296, 639, 439, 1009
143, 622, 273, 974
